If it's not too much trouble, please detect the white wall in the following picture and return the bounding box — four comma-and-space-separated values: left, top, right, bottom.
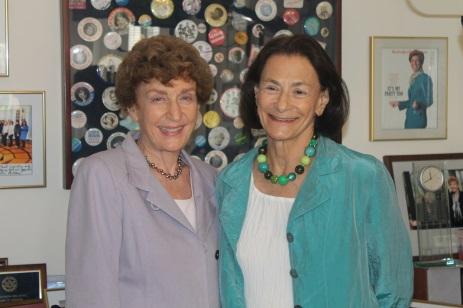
0, 0, 462, 277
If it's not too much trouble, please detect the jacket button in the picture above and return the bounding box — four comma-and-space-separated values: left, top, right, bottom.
294, 305, 302, 308
290, 269, 298, 278
215, 250, 219, 260
286, 232, 294, 242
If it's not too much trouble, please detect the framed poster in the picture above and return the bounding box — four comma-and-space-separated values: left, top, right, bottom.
61, 0, 342, 188
0, 91, 46, 189
370, 36, 447, 141
0, 0, 7, 77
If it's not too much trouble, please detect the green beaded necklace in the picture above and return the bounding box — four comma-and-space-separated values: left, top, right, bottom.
256, 134, 318, 186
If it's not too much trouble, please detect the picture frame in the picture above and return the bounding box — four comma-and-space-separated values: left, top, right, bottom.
0, 0, 8, 77
0, 91, 46, 188
0, 263, 47, 307
0, 258, 7, 267
44, 288, 65, 308
370, 36, 447, 140
61, 0, 342, 188
383, 153, 463, 256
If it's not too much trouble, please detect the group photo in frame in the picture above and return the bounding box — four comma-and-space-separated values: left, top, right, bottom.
383, 153, 463, 257
0, 91, 46, 188
370, 36, 447, 141
0, 0, 7, 77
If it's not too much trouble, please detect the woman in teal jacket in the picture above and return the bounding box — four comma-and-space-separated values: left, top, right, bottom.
216, 35, 413, 308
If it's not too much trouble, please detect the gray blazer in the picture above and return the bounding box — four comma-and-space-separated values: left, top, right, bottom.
65, 134, 219, 308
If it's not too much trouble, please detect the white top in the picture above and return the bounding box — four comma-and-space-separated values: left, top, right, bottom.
175, 197, 196, 230
236, 175, 295, 308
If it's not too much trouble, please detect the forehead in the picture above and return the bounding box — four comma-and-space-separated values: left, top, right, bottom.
260, 54, 319, 84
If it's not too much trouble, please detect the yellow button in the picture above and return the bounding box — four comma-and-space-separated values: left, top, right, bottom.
203, 110, 221, 128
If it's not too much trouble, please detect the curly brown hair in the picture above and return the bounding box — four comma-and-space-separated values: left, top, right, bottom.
115, 35, 213, 110
408, 49, 424, 65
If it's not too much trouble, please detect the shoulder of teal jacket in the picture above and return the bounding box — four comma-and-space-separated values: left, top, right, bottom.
217, 147, 257, 187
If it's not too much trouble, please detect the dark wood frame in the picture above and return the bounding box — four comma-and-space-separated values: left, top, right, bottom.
0, 263, 47, 307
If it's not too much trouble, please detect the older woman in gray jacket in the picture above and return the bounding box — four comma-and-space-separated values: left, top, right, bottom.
65, 36, 219, 308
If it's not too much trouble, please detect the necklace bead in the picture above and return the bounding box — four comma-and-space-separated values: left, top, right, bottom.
145, 155, 185, 180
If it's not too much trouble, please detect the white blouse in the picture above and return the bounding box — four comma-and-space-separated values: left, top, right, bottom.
236, 176, 295, 308
175, 197, 196, 231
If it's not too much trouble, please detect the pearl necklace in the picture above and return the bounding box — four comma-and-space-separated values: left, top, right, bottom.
145, 155, 185, 180
256, 135, 318, 186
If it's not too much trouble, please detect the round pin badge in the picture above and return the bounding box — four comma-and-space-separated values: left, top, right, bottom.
85, 128, 104, 146
316, 1, 333, 20
106, 132, 126, 149
234, 31, 248, 45
220, 87, 240, 118
208, 126, 230, 150
96, 54, 123, 84
214, 52, 224, 63
233, 153, 245, 162
108, 7, 136, 35
234, 131, 248, 145
233, 117, 244, 129
70, 44, 93, 70
91, 0, 111, 10
233, 0, 246, 8
204, 3, 227, 27
175, 19, 198, 43
203, 110, 221, 128
72, 157, 85, 176
228, 47, 246, 64
100, 112, 119, 130
207, 89, 218, 105
71, 82, 95, 107
197, 23, 207, 34
239, 68, 248, 83
115, 0, 129, 6
282, 8, 300, 26
195, 112, 202, 129
252, 23, 265, 38
71, 110, 87, 129
151, 0, 175, 20
254, 136, 267, 147
77, 17, 103, 42
274, 29, 293, 37
71, 137, 83, 153
220, 69, 234, 83
138, 14, 152, 27
304, 16, 320, 36
255, 0, 277, 22
182, 0, 201, 15
103, 31, 122, 50
208, 64, 217, 77
194, 135, 207, 147
193, 41, 213, 63
320, 27, 330, 38
231, 12, 248, 32
208, 28, 225, 47
102, 86, 121, 111
73, 126, 87, 140
205, 150, 228, 170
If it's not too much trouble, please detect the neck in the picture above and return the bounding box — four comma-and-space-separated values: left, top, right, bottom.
137, 136, 181, 174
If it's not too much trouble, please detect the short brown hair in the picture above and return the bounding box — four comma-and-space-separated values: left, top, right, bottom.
448, 176, 459, 185
408, 49, 424, 65
115, 36, 213, 110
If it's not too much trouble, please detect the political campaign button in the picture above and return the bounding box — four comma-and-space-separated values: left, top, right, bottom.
73, 126, 87, 140
203, 110, 221, 128
220, 69, 234, 83
208, 28, 225, 47
115, 0, 129, 6
252, 23, 265, 38
194, 135, 207, 147
208, 64, 217, 77
175, 19, 198, 43
71, 110, 87, 129
233, 153, 245, 162
317, 40, 327, 49
71, 137, 83, 153
231, 12, 248, 32
90, 0, 111, 10
254, 136, 267, 147
214, 52, 224, 63
282, 8, 300, 26
85, 128, 104, 146
70, 44, 93, 70
100, 112, 119, 130
197, 23, 207, 34
193, 41, 212, 63
233, 117, 244, 129
72, 157, 85, 176
320, 27, 330, 38
274, 29, 293, 38
77, 17, 103, 42
239, 68, 248, 83
106, 132, 126, 149
96, 54, 122, 84
304, 16, 320, 36
234, 131, 248, 145
233, 0, 246, 8
228, 47, 245, 64
195, 112, 202, 129
251, 128, 266, 137
248, 44, 261, 66
69, 0, 87, 10
283, 0, 303, 8
138, 14, 152, 27
71, 82, 95, 107
316, 1, 333, 20
234, 31, 248, 45
151, 0, 174, 20
103, 31, 122, 50
108, 7, 135, 35
102, 86, 121, 111
204, 3, 227, 27
255, 0, 277, 22
119, 114, 139, 131
205, 150, 228, 170
220, 87, 240, 118
207, 89, 218, 105
182, 0, 201, 15
208, 126, 230, 150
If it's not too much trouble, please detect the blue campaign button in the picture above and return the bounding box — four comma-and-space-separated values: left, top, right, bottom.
303, 17, 320, 36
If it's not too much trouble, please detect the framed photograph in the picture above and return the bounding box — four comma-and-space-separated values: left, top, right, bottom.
0, 263, 47, 307
61, 0, 342, 188
0, 91, 46, 188
0, 258, 7, 267
370, 36, 447, 140
383, 153, 463, 256
44, 288, 65, 308
0, 0, 7, 77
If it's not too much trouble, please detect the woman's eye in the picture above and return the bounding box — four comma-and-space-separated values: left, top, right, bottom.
150, 96, 166, 103
263, 85, 279, 93
179, 95, 195, 103
294, 89, 308, 97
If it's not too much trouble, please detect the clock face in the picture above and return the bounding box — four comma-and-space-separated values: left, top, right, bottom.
419, 166, 444, 192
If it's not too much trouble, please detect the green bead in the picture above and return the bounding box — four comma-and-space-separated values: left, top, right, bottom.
257, 154, 267, 163
301, 155, 311, 166
271, 175, 278, 184
258, 162, 269, 173
309, 139, 318, 147
278, 175, 289, 185
288, 173, 296, 181
305, 146, 316, 157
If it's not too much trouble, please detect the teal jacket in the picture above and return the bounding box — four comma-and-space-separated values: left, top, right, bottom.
399, 72, 433, 129
217, 136, 413, 308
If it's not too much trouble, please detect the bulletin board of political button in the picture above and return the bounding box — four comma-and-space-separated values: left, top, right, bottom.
62, 0, 341, 189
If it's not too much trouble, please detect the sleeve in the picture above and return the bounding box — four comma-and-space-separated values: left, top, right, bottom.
416, 75, 433, 108
366, 160, 414, 308
398, 99, 410, 111
65, 157, 123, 308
